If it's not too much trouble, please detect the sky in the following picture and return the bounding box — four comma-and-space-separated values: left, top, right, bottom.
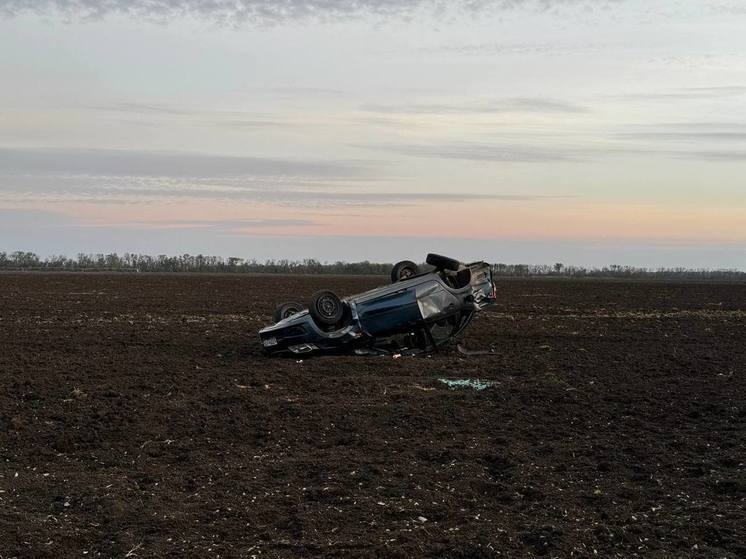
1, 0, 745, 268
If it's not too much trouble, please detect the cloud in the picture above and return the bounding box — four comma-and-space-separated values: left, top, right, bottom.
82, 103, 301, 130
124, 218, 320, 232
358, 129, 746, 163
615, 132, 746, 142
417, 41, 610, 57
269, 87, 349, 99
0, 1, 617, 25
0, 0, 449, 23
0, 181, 571, 206
708, 1, 746, 15
651, 122, 746, 132
609, 123, 746, 156
0, 209, 318, 232
85, 102, 196, 116
0, 147, 574, 207
675, 150, 746, 162
357, 141, 577, 162
209, 119, 293, 131
0, 175, 571, 207
0, 147, 371, 179
361, 97, 587, 115
609, 86, 746, 102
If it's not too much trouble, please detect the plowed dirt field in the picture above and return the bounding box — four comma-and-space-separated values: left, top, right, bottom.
1, 273, 744, 558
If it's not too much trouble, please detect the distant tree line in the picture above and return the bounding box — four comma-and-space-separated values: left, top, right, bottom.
490, 262, 746, 280
0, 251, 391, 275
0, 251, 744, 279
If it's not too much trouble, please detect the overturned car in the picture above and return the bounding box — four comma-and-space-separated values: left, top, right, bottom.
259, 254, 496, 355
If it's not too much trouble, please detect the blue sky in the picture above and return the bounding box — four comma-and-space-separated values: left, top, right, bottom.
1, 1, 745, 267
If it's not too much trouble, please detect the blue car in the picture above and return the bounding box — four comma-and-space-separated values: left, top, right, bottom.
259, 253, 496, 355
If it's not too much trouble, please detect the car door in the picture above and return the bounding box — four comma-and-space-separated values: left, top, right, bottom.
356, 285, 422, 336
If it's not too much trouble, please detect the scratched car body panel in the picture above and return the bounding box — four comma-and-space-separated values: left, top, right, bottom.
259, 254, 496, 355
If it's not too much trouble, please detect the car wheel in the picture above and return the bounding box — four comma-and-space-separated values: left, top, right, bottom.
309, 289, 346, 327
273, 301, 304, 323
390, 260, 419, 283
426, 253, 460, 271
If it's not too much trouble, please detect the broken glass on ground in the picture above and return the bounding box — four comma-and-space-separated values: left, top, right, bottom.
438, 378, 495, 391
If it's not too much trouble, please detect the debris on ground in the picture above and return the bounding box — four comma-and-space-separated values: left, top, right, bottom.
456, 343, 497, 356
412, 384, 436, 391
438, 378, 496, 391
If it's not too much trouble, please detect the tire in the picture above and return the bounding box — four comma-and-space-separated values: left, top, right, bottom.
426, 253, 460, 271
390, 260, 419, 283
309, 289, 345, 327
273, 301, 304, 323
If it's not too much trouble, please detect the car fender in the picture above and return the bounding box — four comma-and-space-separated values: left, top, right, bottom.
415, 280, 462, 320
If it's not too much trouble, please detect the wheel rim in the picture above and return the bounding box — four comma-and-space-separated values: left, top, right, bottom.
283, 308, 298, 319
400, 267, 414, 279
317, 296, 338, 319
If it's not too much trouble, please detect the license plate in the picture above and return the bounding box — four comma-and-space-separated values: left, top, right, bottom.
262, 337, 278, 347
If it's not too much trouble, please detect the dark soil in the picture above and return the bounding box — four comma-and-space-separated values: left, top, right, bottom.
1, 273, 744, 558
